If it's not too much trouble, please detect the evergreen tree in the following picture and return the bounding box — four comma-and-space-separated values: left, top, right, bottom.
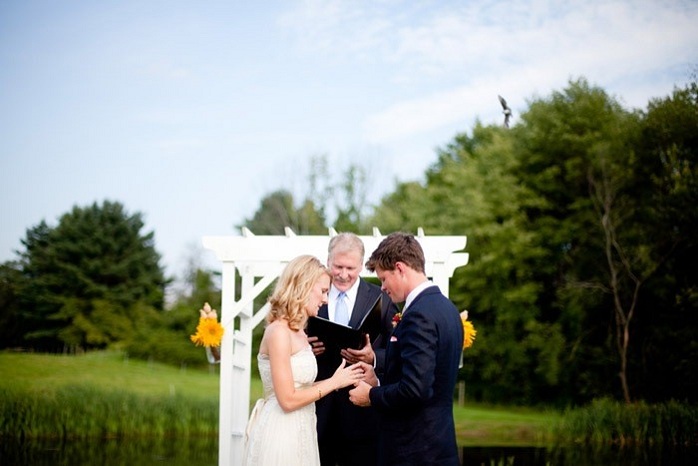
14, 200, 166, 352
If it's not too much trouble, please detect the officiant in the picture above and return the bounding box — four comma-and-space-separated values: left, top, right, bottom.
307, 232, 398, 466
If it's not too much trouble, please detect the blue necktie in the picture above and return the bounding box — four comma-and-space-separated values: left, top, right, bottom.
335, 292, 349, 326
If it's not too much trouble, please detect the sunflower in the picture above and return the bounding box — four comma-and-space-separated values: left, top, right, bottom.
190, 317, 225, 347
462, 319, 477, 349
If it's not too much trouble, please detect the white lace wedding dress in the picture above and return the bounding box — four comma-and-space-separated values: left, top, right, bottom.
242, 346, 320, 466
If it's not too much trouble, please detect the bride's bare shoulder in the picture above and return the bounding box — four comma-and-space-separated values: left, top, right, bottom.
266, 319, 291, 332
262, 319, 293, 346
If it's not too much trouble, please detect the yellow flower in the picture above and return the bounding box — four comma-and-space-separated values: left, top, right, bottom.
462, 319, 477, 349
461, 310, 477, 349
190, 317, 224, 348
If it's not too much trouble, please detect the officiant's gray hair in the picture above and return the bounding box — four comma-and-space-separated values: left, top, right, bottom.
328, 232, 365, 260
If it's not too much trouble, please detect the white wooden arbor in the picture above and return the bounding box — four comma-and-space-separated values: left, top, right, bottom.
202, 227, 469, 466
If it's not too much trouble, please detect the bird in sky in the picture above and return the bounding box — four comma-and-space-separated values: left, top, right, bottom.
498, 95, 513, 128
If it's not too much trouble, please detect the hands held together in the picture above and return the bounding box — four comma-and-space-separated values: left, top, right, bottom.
330, 360, 377, 407
331, 359, 369, 390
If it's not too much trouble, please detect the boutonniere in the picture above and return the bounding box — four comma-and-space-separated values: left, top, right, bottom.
461, 310, 477, 349
391, 312, 403, 328
190, 302, 225, 348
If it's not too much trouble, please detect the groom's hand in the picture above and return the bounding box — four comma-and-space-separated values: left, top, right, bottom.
352, 361, 378, 387
349, 380, 372, 407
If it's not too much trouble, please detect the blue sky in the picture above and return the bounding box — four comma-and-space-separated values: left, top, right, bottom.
1, 0, 696, 280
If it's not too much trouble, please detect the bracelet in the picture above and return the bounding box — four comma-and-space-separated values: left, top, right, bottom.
317, 387, 322, 400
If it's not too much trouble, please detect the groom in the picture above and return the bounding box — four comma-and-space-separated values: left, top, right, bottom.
348, 232, 463, 466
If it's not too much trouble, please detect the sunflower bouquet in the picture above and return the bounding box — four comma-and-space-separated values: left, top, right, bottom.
190, 302, 224, 348
461, 310, 477, 349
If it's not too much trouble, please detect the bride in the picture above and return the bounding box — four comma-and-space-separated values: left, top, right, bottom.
243, 255, 364, 465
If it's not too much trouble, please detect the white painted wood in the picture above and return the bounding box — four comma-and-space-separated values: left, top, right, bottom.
202, 229, 468, 466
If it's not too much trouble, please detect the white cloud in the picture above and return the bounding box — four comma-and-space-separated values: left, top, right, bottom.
292, 0, 698, 142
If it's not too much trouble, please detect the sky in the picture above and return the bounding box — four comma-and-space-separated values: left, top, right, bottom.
1, 0, 697, 281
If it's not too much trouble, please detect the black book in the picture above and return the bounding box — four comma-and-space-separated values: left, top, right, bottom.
307, 295, 382, 353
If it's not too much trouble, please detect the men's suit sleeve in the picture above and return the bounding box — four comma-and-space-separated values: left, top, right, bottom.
370, 309, 437, 410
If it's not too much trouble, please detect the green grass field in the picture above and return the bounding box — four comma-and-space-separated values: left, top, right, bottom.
0, 351, 225, 401
1, 350, 554, 445
454, 403, 556, 446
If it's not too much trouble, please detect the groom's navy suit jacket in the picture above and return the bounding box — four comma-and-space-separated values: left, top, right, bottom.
314, 278, 397, 466
369, 285, 463, 466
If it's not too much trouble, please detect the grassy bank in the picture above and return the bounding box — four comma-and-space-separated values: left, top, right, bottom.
454, 403, 556, 446
0, 350, 222, 401
552, 397, 698, 446
3, 351, 695, 449
1, 350, 554, 443
1, 351, 224, 438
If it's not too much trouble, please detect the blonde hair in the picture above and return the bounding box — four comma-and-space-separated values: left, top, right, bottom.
266, 255, 330, 331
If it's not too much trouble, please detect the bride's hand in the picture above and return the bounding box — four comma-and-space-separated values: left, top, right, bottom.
331, 359, 364, 390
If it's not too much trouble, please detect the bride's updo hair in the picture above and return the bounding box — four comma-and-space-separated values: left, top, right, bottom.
266, 255, 330, 331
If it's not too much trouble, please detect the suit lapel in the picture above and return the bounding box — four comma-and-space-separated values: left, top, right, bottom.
347, 280, 381, 329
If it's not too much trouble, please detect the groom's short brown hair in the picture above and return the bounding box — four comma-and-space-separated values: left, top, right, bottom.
365, 232, 425, 274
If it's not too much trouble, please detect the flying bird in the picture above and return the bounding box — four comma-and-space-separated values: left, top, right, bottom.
498, 95, 513, 128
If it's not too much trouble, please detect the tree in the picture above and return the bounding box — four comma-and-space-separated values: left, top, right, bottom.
515, 79, 642, 401
628, 81, 698, 402
514, 77, 698, 403
0, 261, 24, 348
371, 124, 564, 404
14, 200, 167, 352
333, 164, 371, 232
241, 190, 326, 235
242, 155, 377, 235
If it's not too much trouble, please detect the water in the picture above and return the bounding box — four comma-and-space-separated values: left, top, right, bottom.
1, 439, 696, 465
0, 437, 218, 466
461, 445, 698, 466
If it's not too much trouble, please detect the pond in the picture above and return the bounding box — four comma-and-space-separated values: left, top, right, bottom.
0, 437, 218, 466
1, 438, 696, 465
461, 445, 698, 466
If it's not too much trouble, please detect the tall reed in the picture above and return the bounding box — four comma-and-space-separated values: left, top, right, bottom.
0, 384, 218, 439
552, 397, 698, 446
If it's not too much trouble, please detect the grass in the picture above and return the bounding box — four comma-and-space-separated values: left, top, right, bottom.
552, 397, 698, 446
454, 402, 557, 446
0, 350, 554, 443
1, 351, 221, 401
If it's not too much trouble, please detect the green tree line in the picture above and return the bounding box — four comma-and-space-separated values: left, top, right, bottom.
369, 78, 697, 406
1, 77, 696, 406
